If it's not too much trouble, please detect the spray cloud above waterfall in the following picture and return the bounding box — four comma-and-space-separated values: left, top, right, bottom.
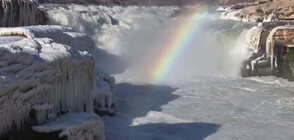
110, 6, 252, 82
47, 5, 252, 83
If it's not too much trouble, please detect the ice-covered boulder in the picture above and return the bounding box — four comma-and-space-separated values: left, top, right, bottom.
266, 26, 294, 80
0, 0, 48, 27
0, 25, 105, 138
242, 25, 294, 80
94, 75, 116, 116
246, 26, 265, 52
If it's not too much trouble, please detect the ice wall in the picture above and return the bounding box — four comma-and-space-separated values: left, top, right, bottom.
0, 0, 48, 27
0, 25, 96, 136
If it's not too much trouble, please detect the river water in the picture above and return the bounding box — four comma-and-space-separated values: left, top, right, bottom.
46, 4, 294, 140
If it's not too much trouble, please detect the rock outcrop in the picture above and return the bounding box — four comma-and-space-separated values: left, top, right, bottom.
221, 0, 294, 22
221, 0, 294, 80
266, 26, 294, 80
241, 23, 294, 80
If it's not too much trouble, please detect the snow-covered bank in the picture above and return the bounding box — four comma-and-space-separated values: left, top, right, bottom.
0, 25, 106, 140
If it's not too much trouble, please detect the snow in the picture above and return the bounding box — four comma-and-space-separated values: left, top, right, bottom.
0, 25, 94, 54
33, 112, 105, 140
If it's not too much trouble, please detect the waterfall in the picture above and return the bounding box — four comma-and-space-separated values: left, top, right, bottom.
46, 5, 252, 82
0, 0, 48, 27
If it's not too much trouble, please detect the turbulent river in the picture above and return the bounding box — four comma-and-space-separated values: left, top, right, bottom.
45, 4, 294, 140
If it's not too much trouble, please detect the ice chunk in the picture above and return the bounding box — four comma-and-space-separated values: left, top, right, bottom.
33, 112, 105, 140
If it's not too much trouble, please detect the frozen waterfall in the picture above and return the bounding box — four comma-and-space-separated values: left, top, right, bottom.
0, 0, 48, 27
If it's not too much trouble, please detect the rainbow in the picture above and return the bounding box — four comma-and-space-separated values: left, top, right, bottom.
151, 6, 208, 82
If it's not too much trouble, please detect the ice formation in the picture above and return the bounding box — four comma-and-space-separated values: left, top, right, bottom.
246, 26, 264, 52
0, 0, 48, 27
94, 76, 116, 114
0, 25, 108, 139
33, 112, 105, 140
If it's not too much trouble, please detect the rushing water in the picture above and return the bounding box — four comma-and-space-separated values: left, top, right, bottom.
46, 4, 294, 140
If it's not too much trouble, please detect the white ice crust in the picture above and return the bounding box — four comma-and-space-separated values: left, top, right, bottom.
0, 25, 107, 139
33, 112, 105, 140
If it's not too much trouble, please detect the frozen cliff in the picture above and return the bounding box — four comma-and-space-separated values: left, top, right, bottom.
0, 0, 48, 27
0, 25, 105, 140
222, 0, 294, 81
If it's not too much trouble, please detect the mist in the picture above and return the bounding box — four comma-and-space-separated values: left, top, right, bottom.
112, 9, 252, 82
47, 5, 252, 82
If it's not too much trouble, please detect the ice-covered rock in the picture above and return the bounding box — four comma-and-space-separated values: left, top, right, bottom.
33, 112, 105, 140
94, 75, 116, 115
245, 26, 266, 52
242, 25, 294, 80
266, 26, 294, 78
0, 25, 100, 136
32, 103, 55, 125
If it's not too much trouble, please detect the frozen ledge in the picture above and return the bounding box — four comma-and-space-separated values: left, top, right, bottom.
33, 112, 105, 140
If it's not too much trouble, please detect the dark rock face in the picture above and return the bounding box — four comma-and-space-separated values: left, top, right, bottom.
0, 0, 48, 27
